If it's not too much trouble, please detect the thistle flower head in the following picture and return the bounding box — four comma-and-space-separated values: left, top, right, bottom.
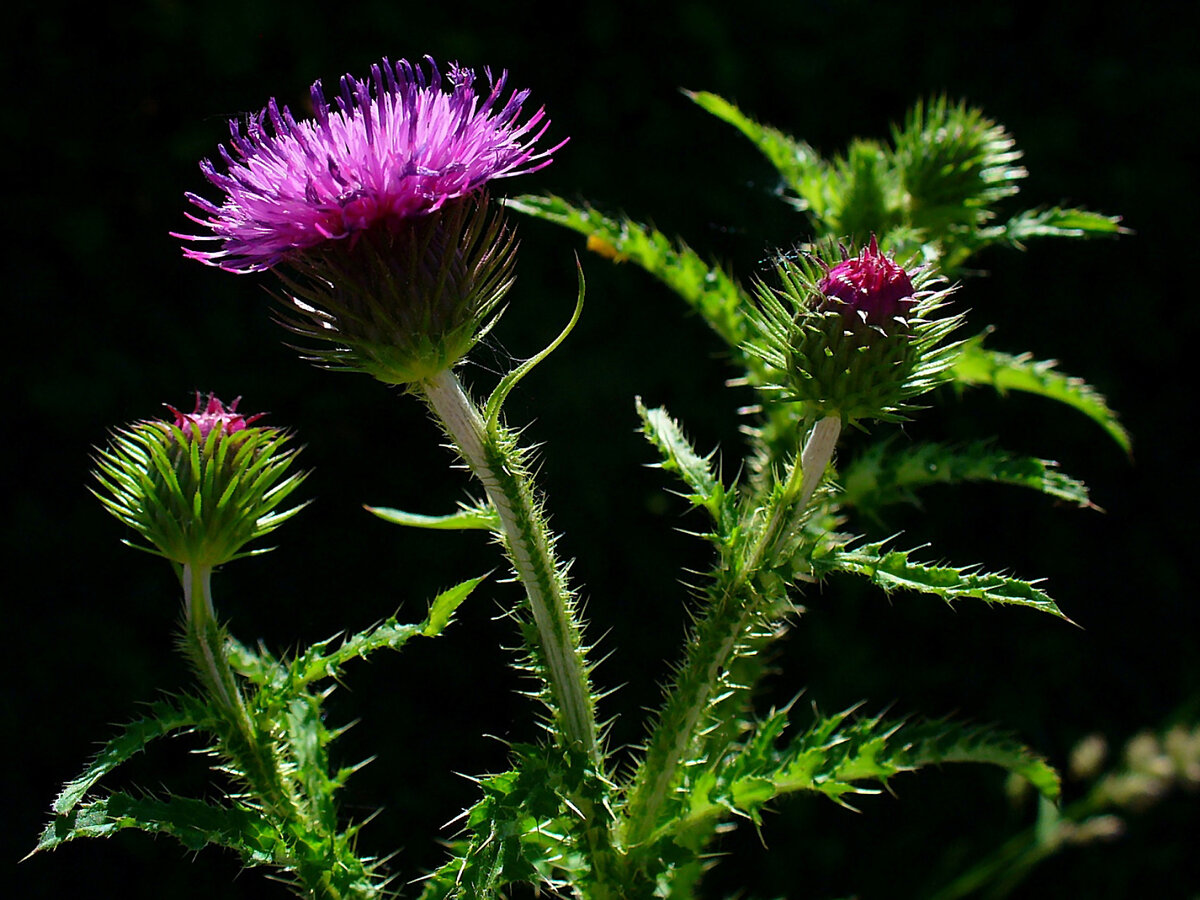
745, 237, 962, 424
818, 234, 915, 325
92, 395, 308, 569
179, 57, 561, 272
178, 57, 560, 384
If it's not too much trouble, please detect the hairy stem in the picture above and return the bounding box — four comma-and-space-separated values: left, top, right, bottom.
421, 368, 598, 759
181, 563, 297, 824
182, 563, 239, 716
621, 414, 841, 847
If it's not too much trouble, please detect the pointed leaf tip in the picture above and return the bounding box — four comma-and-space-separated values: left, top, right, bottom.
425, 574, 488, 636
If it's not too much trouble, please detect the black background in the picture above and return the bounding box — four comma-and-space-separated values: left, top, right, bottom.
6, 1, 1199, 897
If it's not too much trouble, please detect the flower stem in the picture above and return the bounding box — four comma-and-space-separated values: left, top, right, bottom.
746, 414, 842, 574
796, 414, 842, 511
181, 563, 296, 823
182, 562, 239, 715
421, 368, 598, 760
621, 414, 841, 847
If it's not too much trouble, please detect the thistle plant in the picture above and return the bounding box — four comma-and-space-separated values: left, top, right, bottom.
32, 58, 1155, 899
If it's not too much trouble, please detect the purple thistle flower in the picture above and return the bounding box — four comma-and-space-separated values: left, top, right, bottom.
818, 234, 916, 325
166, 393, 264, 440
178, 57, 563, 273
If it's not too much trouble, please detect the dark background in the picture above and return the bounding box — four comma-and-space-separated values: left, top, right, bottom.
6, 1, 1198, 897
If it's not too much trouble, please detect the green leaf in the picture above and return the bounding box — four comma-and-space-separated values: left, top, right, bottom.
295, 619, 426, 684
51, 695, 210, 815
505, 194, 752, 354
674, 706, 1058, 841
425, 575, 488, 637
775, 712, 1060, 805
635, 399, 726, 523
482, 262, 585, 430
292, 575, 486, 683
224, 636, 288, 688
991, 206, 1127, 244
417, 745, 590, 898
816, 540, 1071, 621
898, 718, 1061, 801
684, 90, 831, 216
32, 792, 281, 863
283, 692, 338, 827
364, 500, 499, 531
840, 438, 1094, 512
952, 332, 1131, 455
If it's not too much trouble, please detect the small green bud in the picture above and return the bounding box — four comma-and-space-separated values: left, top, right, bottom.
746, 236, 962, 424
91, 394, 308, 568
274, 195, 517, 385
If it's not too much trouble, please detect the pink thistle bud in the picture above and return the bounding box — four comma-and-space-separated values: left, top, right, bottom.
747, 236, 961, 423
93, 395, 306, 568
818, 234, 915, 326
166, 393, 265, 441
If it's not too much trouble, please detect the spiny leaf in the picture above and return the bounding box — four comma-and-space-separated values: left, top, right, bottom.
839, 438, 1094, 512
773, 712, 1060, 804
52, 695, 210, 815
225, 636, 287, 688
294, 618, 424, 685
290, 577, 485, 683
32, 792, 281, 862
635, 399, 725, 522
897, 718, 1061, 800
952, 332, 1131, 455
417, 745, 592, 898
989, 206, 1127, 245
505, 194, 752, 353
425, 575, 488, 637
684, 90, 830, 216
815, 540, 1070, 621
674, 707, 1058, 841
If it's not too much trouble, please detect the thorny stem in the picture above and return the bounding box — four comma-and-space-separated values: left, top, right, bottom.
747, 414, 842, 574
622, 414, 842, 847
421, 368, 599, 760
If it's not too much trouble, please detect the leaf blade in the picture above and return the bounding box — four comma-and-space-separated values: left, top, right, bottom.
952, 334, 1131, 455
817, 540, 1071, 621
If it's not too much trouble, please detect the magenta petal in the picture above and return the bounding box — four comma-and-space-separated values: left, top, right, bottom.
177, 58, 566, 274
818, 235, 916, 325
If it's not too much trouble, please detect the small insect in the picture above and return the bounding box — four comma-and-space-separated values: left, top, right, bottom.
586, 233, 630, 263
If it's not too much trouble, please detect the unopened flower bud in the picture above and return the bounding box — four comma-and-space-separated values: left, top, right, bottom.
746, 236, 961, 424
92, 394, 308, 568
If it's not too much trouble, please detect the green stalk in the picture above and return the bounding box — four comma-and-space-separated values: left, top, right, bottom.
182, 562, 241, 719
421, 368, 599, 760
181, 562, 297, 824
621, 414, 841, 847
